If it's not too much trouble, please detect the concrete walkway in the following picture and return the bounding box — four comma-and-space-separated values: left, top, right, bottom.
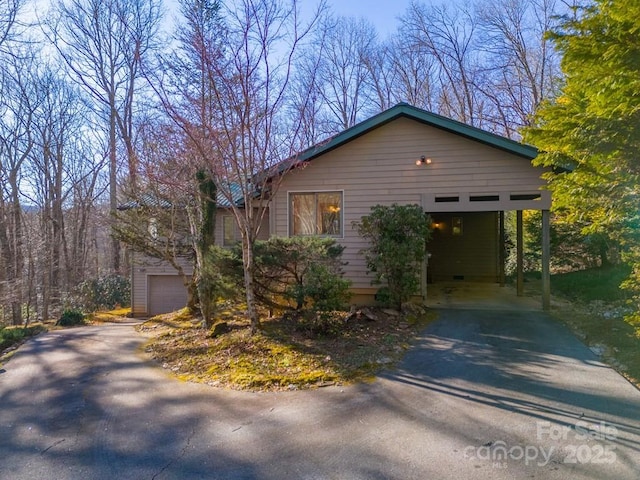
425, 281, 547, 311
0, 310, 638, 479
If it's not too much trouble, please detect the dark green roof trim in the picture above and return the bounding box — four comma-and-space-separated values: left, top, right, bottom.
296, 103, 538, 162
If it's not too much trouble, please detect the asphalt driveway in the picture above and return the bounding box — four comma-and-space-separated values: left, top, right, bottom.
1, 309, 639, 480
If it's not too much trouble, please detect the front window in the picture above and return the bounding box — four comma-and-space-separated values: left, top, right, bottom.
290, 192, 342, 236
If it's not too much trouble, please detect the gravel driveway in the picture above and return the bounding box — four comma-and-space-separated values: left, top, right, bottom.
1, 309, 638, 479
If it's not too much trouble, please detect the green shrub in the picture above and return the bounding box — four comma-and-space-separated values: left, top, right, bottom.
251, 236, 351, 312
57, 309, 86, 327
205, 245, 244, 293
292, 263, 352, 312
354, 204, 431, 309
198, 245, 245, 321
73, 275, 131, 311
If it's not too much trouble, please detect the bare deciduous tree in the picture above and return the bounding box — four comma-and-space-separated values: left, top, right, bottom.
401, 2, 484, 126
21, 62, 104, 321
204, 0, 325, 333
47, 0, 163, 273
0, 52, 37, 324
0, 0, 25, 53
149, 0, 227, 327
361, 42, 396, 112
315, 15, 377, 131
475, 0, 561, 137
366, 34, 438, 112
289, 37, 330, 147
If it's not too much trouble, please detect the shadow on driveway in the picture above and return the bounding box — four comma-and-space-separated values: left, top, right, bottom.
378, 309, 640, 475
1, 311, 639, 480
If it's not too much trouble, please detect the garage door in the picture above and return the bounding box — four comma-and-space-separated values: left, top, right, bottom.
147, 275, 188, 316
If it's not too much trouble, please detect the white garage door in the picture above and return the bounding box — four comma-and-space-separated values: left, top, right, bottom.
147, 275, 188, 316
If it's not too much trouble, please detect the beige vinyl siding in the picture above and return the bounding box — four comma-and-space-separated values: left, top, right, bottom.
214, 209, 270, 246
272, 117, 548, 292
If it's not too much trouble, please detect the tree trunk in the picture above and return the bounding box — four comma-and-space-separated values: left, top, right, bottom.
12, 301, 21, 326
242, 233, 259, 334
196, 170, 217, 329
110, 105, 121, 274
10, 174, 23, 325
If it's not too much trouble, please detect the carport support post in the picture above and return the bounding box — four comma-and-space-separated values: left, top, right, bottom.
542, 209, 551, 311
421, 256, 427, 304
516, 210, 524, 296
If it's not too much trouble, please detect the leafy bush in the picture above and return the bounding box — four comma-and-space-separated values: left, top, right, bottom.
354, 204, 431, 309
504, 211, 620, 276
204, 246, 244, 294
73, 275, 131, 311
291, 263, 351, 312
243, 236, 351, 312
56, 309, 86, 327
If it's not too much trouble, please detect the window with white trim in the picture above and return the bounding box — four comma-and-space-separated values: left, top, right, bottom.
289, 192, 342, 236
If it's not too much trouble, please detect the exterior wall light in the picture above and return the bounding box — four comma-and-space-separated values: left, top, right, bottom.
416, 155, 432, 166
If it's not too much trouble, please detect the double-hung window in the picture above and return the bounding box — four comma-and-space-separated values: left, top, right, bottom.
289, 191, 342, 236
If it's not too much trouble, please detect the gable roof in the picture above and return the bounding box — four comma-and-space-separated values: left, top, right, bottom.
295, 103, 538, 163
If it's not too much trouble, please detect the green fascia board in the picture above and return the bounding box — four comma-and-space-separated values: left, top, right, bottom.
296, 103, 538, 162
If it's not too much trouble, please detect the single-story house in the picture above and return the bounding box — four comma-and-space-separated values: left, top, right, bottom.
130, 103, 551, 317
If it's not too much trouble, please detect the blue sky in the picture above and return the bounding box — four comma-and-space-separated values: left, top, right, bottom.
150, 0, 415, 38
317, 0, 415, 36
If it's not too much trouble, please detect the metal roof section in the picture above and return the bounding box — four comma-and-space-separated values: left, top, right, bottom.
118, 183, 244, 210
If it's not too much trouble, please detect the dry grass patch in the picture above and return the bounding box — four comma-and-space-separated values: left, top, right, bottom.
89, 307, 132, 324
139, 305, 437, 391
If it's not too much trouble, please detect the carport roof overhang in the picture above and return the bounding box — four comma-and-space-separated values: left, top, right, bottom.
421, 190, 552, 212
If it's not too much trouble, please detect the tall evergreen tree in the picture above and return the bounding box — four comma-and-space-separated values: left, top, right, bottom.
525, 0, 640, 316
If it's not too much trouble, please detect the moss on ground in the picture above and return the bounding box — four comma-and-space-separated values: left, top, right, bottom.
89, 307, 133, 324
139, 306, 438, 391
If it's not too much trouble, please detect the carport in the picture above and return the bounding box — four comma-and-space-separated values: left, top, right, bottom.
421, 190, 552, 310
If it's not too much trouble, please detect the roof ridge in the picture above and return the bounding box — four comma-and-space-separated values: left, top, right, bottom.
296, 103, 537, 162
